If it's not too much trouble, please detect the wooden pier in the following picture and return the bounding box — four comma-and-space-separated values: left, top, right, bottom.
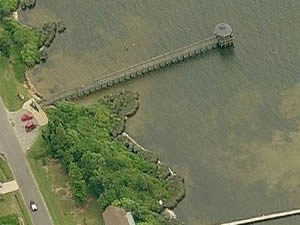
40, 23, 234, 106
218, 209, 300, 225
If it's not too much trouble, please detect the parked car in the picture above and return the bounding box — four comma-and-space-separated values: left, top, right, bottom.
29, 201, 38, 212
25, 122, 37, 132
21, 113, 33, 121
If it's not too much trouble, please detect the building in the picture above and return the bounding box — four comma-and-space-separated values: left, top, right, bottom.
214, 23, 234, 48
102, 206, 136, 225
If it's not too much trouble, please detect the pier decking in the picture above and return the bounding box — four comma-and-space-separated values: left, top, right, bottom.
40, 24, 233, 106
219, 209, 300, 225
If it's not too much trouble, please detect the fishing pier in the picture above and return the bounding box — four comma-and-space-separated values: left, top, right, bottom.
41, 23, 234, 105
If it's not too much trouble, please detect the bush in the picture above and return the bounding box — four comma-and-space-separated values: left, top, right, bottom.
68, 163, 88, 204
2, 18, 43, 67
0, 214, 19, 225
0, 3, 44, 80
0, 30, 11, 57
0, 0, 20, 18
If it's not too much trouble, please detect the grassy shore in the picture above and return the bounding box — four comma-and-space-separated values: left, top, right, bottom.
27, 136, 104, 225
0, 57, 28, 112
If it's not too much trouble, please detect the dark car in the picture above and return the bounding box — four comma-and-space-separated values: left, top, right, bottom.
25, 122, 37, 132
21, 113, 33, 122
30, 201, 38, 212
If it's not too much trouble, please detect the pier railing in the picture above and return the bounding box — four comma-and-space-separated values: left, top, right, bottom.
218, 209, 300, 225
40, 36, 218, 105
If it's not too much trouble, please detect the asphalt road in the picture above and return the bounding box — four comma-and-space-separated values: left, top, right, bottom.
0, 99, 53, 225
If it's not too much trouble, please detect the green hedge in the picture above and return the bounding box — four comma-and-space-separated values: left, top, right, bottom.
0, 214, 19, 225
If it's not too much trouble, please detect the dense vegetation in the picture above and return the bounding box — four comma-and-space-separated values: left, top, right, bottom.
0, 0, 19, 18
0, 0, 44, 81
0, 214, 19, 225
42, 97, 183, 225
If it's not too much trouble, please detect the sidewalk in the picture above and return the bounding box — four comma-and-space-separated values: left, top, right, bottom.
23, 99, 48, 126
0, 180, 19, 194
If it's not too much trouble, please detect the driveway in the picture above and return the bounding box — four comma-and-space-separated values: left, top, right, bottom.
8, 109, 40, 152
0, 99, 53, 225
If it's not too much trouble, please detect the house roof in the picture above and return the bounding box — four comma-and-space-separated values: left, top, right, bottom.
102, 206, 136, 225
214, 23, 232, 37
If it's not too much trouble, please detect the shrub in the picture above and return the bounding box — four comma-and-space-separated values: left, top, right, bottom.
0, 214, 19, 225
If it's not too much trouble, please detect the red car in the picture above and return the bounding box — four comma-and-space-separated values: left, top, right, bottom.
25, 122, 37, 132
21, 113, 33, 121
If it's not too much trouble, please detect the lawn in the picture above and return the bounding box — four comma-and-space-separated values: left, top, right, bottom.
0, 214, 20, 225
0, 56, 29, 112
0, 155, 14, 183
0, 191, 32, 225
27, 136, 105, 225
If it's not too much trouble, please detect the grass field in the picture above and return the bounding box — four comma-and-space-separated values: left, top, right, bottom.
27, 136, 104, 225
0, 56, 29, 112
0, 191, 33, 225
0, 155, 14, 183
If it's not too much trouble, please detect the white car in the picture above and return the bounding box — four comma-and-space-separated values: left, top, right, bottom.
30, 201, 38, 212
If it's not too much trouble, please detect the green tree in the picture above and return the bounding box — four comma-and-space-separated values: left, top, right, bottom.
0, 30, 10, 56
0, 0, 19, 17
68, 163, 88, 204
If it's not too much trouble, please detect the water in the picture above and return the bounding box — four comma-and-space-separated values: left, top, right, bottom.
20, 1, 300, 224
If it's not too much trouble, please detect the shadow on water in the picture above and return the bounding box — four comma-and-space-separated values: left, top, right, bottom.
218, 46, 235, 60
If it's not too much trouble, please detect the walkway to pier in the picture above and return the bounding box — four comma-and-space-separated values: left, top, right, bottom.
219, 209, 300, 225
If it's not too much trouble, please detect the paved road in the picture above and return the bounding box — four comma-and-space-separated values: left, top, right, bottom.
0, 99, 53, 225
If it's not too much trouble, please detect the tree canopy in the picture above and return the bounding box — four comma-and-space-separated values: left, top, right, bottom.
0, 0, 44, 80
43, 100, 181, 225
0, 0, 19, 18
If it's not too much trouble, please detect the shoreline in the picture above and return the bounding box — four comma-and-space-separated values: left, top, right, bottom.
106, 91, 185, 222
122, 132, 181, 218
12, 9, 44, 103
13, 11, 19, 21
13, 7, 66, 105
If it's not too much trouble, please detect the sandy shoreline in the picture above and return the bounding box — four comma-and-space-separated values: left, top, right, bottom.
13, 11, 19, 21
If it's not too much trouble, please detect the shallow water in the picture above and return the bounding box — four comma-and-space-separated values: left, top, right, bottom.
20, 0, 300, 224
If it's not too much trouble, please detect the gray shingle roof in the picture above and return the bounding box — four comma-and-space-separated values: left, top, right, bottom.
214, 23, 232, 37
